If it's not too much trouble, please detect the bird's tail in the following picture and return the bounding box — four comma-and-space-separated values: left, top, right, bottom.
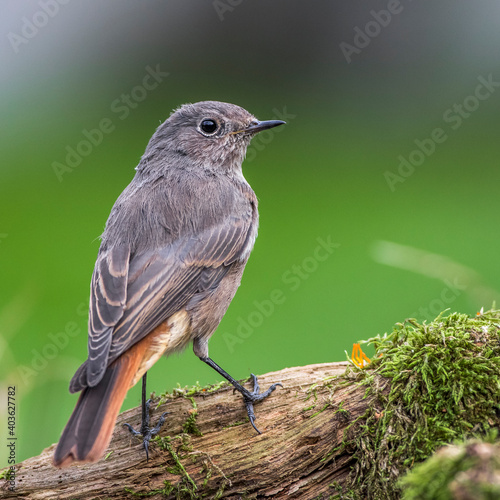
53, 348, 143, 468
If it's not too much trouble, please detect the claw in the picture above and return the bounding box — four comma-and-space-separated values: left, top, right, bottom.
123, 400, 168, 461
240, 375, 283, 434
122, 422, 142, 437
250, 373, 260, 394
199, 357, 283, 434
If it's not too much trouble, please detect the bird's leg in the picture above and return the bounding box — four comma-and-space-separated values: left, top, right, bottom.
123, 372, 168, 460
199, 356, 282, 434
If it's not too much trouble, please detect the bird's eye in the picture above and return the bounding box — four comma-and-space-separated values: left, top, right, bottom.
200, 119, 219, 135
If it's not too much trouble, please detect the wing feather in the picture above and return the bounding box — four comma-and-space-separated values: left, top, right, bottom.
86, 246, 129, 387
70, 212, 253, 392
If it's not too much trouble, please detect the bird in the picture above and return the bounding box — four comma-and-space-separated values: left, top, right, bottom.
53, 101, 285, 467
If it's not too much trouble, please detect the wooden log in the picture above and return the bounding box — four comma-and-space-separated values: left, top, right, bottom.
0, 362, 384, 499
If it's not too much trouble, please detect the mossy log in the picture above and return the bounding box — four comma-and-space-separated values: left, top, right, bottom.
1, 361, 379, 499
3, 310, 500, 499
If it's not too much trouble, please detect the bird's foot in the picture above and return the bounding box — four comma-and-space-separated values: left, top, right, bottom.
123, 399, 168, 460
237, 374, 282, 434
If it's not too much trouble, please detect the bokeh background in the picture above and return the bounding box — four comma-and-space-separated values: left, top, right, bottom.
2, 0, 500, 465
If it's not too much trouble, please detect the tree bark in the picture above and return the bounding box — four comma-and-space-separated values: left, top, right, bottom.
1, 362, 383, 499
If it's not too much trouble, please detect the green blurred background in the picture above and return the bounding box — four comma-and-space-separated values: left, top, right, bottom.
2, 0, 500, 465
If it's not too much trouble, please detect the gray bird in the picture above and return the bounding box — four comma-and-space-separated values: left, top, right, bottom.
53, 101, 285, 467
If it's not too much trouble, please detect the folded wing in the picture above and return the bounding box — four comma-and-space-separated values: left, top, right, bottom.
70, 214, 253, 393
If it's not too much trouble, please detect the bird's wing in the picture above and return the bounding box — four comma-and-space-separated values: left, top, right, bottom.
86, 245, 130, 387
70, 214, 253, 393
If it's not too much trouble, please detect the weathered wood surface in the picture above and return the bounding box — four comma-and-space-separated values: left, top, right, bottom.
1, 362, 382, 499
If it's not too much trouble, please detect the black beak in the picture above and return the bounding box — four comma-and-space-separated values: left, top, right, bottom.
244, 120, 286, 134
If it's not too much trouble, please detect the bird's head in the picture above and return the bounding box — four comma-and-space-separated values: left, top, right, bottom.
139, 101, 285, 173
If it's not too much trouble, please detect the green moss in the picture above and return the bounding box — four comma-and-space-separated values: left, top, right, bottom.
333, 401, 349, 417
155, 380, 226, 440
0, 468, 13, 481
223, 419, 247, 429
156, 435, 197, 496
310, 403, 330, 419
124, 480, 175, 497
182, 397, 202, 437
158, 380, 229, 405
331, 309, 500, 500
152, 433, 230, 499
400, 434, 500, 499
